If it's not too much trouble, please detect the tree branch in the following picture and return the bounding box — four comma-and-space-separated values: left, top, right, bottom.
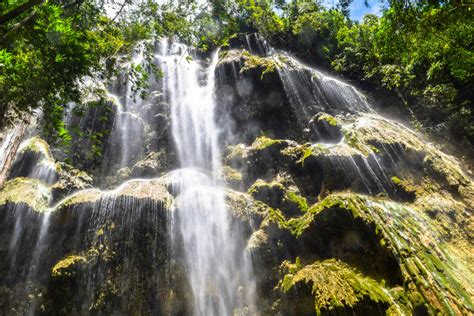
0, 11, 37, 44
0, 0, 44, 26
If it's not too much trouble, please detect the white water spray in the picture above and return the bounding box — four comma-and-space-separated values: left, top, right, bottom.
157, 39, 256, 315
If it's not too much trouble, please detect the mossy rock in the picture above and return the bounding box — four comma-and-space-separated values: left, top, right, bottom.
0, 177, 51, 212
130, 150, 171, 178
240, 50, 281, 79
279, 258, 394, 315
216, 50, 303, 142
218, 49, 284, 79
51, 162, 93, 201
51, 254, 88, 278
269, 192, 474, 314
16, 136, 54, 161
225, 189, 267, 234
225, 144, 248, 169
307, 112, 343, 143
250, 136, 285, 151
342, 114, 474, 204
221, 165, 244, 190
9, 136, 60, 184
248, 179, 285, 205
248, 178, 307, 216
57, 188, 103, 208
58, 178, 173, 210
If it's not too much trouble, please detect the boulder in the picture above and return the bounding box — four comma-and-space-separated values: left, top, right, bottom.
8, 136, 60, 185
220, 165, 244, 190
130, 150, 171, 178
0, 177, 51, 212
306, 112, 343, 143
51, 162, 93, 201
248, 178, 307, 217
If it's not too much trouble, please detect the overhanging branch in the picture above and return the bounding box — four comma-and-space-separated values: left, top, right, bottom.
0, 0, 44, 26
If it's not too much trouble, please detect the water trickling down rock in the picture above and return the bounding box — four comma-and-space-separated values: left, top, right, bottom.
0, 35, 472, 315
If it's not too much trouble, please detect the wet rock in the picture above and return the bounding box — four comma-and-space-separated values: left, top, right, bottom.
58, 178, 173, 210
224, 138, 324, 198
266, 192, 474, 314
221, 165, 244, 190
224, 189, 266, 234
248, 178, 308, 217
8, 136, 60, 185
0, 177, 51, 212
306, 112, 343, 143
51, 162, 93, 201
342, 114, 474, 204
117, 166, 131, 181
63, 98, 117, 173
0, 176, 183, 315
244, 136, 299, 182
130, 150, 171, 178
279, 259, 393, 315
215, 50, 302, 141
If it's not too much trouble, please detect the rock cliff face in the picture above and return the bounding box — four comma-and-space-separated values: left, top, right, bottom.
0, 36, 472, 315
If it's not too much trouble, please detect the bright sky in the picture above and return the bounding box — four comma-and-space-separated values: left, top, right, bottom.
350, 0, 384, 20
322, 0, 385, 21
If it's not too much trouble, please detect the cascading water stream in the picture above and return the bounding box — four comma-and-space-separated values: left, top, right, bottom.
156, 39, 256, 315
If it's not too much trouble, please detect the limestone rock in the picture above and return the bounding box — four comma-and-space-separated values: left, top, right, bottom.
51, 162, 93, 201
306, 112, 343, 143
248, 178, 307, 217
216, 49, 302, 142
9, 136, 60, 185
279, 259, 393, 315
0, 177, 51, 212
131, 150, 171, 178
220, 165, 244, 190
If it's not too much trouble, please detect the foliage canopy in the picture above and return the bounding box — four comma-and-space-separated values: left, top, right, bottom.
1, 0, 472, 144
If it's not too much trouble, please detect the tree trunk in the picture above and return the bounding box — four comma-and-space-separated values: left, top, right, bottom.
0, 119, 29, 189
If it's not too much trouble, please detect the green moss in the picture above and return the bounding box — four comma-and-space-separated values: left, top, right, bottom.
280, 193, 368, 237
250, 136, 283, 151
285, 191, 308, 212
269, 192, 474, 314
225, 189, 267, 224
280, 259, 393, 314
221, 165, 243, 188
51, 255, 87, 277
318, 114, 338, 126
248, 178, 284, 195
0, 177, 51, 212
295, 143, 331, 165
241, 50, 279, 79
391, 176, 402, 185
248, 178, 308, 215
57, 188, 102, 208
390, 176, 419, 198
18, 136, 59, 171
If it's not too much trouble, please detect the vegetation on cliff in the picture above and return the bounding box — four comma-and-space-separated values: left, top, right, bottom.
0, 0, 472, 315
1, 0, 472, 145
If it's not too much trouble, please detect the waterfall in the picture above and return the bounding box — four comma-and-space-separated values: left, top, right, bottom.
276, 55, 372, 119
157, 39, 256, 315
